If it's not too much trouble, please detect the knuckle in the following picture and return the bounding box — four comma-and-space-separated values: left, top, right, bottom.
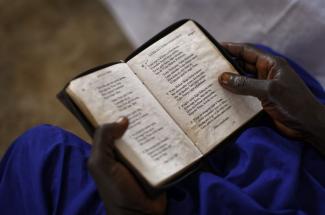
232, 76, 248, 89
243, 43, 264, 55
263, 54, 276, 65
242, 43, 254, 49
242, 43, 255, 54
266, 80, 284, 97
273, 56, 288, 67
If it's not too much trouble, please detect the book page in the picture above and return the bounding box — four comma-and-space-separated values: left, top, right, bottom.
67, 63, 201, 187
127, 21, 262, 154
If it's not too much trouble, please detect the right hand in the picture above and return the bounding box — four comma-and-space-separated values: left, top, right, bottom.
218, 42, 325, 154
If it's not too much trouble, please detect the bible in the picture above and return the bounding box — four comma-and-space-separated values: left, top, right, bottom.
58, 20, 262, 188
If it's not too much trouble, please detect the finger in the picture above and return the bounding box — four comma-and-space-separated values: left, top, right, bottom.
218, 72, 268, 98
221, 42, 275, 79
244, 63, 257, 73
91, 117, 129, 164
98, 117, 129, 141
221, 42, 259, 64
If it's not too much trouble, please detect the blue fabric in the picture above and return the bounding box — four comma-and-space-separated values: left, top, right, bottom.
0, 125, 105, 214
0, 46, 324, 215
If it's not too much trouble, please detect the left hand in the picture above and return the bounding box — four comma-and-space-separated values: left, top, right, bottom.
87, 117, 166, 215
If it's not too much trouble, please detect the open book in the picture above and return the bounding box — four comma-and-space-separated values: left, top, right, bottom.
58, 20, 262, 188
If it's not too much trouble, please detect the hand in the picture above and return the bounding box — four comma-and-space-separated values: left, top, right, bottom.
218, 42, 325, 154
87, 117, 166, 215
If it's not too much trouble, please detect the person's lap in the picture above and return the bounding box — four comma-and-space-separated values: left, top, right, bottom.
0, 125, 106, 214
1, 46, 324, 215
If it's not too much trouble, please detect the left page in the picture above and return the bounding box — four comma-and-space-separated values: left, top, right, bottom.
66, 63, 202, 187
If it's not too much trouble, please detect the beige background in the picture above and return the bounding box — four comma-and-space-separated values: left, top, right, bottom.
0, 0, 132, 156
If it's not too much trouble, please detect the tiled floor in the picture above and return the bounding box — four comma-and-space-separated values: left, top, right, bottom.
0, 0, 133, 156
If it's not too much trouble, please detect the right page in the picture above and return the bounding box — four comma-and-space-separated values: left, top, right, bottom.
127, 20, 262, 154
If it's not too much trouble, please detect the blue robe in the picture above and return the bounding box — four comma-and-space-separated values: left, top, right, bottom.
1, 46, 324, 214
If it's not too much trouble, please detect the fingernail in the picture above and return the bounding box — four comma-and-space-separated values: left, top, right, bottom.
116, 116, 125, 124
219, 73, 231, 85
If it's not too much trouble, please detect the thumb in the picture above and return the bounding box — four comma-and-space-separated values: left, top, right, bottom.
91, 117, 129, 163
218, 72, 267, 98
97, 117, 129, 141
